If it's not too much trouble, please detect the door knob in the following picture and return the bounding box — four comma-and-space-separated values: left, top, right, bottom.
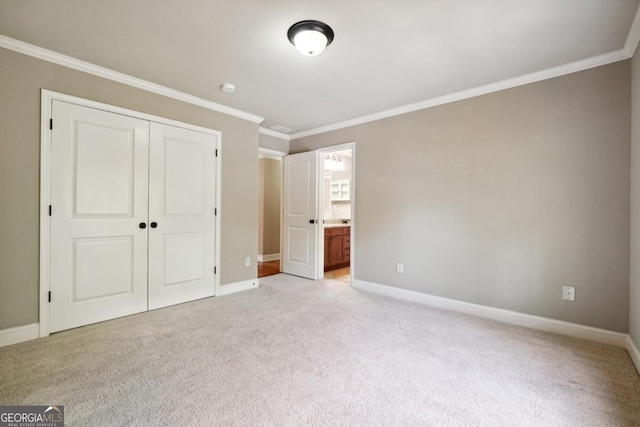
150, 222, 158, 228
139, 222, 147, 229
309, 219, 317, 224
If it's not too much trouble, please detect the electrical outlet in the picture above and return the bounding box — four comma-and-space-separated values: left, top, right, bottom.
562, 286, 575, 301
245, 257, 251, 267
396, 263, 404, 274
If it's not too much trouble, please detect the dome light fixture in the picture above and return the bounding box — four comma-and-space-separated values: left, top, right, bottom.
287, 20, 334, 57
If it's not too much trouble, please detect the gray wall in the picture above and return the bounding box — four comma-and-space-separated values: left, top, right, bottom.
258, 158, 282, 256
0, 48, 258, 330
259, 133, 289, 153
631, 53, 640, 345
292, 61, 631, 332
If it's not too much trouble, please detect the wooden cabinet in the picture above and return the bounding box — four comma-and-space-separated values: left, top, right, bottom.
324, 226, 350, 271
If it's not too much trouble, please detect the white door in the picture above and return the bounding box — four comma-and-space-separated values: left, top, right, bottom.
148, 123, 217, 310
49, 101, 150, 332
282, 151, 319, 279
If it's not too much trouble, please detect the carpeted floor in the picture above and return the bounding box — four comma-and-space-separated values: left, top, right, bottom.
1, 274, 639, 426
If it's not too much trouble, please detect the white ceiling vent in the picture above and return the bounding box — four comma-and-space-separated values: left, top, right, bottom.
269, 125, 295, 134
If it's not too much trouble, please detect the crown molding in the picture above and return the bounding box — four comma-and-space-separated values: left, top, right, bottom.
291, 48, 630, 140
258, 147, 287, 160
625, 3, 640, 57
0, 35, 264, 124
258, 127, 291, 140
3, 23, 637, 140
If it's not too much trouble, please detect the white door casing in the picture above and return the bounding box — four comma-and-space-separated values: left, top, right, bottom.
282, 151, 320, 279
148, 123, 217, 310
49, 101, 150, 332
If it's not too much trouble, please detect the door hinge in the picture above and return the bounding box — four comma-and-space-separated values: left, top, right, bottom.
48, 291, 51, 303
49, 119, 53, 130
214, 208, 217, 216
214, 266, 217, 274
49, 205, 52, 216
215, 149, 218, 157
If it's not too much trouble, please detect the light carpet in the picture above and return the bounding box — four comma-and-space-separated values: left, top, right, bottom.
1, 274, 639, 426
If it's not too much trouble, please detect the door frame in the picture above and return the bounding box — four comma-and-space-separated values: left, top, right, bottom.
315, 142, 356, 283
39, 89, 222, 338
258, 148, 286, 267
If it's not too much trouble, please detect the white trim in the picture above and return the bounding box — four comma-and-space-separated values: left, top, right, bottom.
352, 279, 629, 348
39, 91, 52, 338
2, 34, 635, 140
625, 4, 640, 57
214, 136, 223, 299
43, 90, 224, 135
258, 147, 287, 160
40, 90, 223, 335
258, 253, 280, 262
628, 336, 640, 375
290, 49, 630, 140
217, 279, 259, 296
0, 323, 40, 348
259, 127, 292, 140
0, 35, 263, 124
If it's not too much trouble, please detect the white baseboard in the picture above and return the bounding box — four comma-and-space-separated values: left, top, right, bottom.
0, 323, 40, 348
352, 279, 629, 348
217, 279, 259, 296
258, 253, 280, 262
627, 336, 640, 375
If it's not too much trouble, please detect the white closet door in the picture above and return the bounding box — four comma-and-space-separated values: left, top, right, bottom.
148, 123, 217, 310
49, 101, 150, 333
282, 151, 320, 279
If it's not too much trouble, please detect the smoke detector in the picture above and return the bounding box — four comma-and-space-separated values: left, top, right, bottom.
220, 83, 236, 93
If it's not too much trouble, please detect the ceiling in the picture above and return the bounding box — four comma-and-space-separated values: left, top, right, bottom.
1, 0, 639, 137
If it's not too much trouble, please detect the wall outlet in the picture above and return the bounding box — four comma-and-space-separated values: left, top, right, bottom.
396, 263, 404, 274
245, 257, 251, 267
562, 286, 575, 301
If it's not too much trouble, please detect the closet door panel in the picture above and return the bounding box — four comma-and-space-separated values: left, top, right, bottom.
148, 123, 217, 310
49, 101, 150, 333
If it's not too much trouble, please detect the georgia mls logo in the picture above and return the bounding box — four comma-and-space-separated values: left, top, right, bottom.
0, 405, 64, 426
44, 406, 63, 417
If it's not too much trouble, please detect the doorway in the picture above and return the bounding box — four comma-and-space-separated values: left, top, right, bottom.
281, 142, 355, 284
258, 148, 285, 278
318, 144, 354, 285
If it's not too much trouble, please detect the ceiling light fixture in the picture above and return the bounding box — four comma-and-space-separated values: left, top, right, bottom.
287, 20, 334, 57
324, 154, 343, 171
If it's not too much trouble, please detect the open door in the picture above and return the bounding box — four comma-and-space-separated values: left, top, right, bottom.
282, 151, 320, 279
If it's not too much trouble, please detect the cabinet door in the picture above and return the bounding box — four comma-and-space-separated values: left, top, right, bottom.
324, 236, 331, 267
328, 235, 344, 266
344, 234, 350, 263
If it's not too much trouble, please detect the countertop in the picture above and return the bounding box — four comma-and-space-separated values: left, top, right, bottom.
323, 223, 351, 228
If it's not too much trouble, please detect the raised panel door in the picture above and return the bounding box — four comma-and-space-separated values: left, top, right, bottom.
147, 123, 217, 310
282, 152, 319, 279
49, 101, 150, 332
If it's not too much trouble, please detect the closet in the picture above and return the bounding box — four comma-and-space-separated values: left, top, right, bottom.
47, 99, 218, 333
